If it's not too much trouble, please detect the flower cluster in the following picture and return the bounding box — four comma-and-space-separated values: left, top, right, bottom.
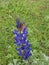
13, 20, 32, 60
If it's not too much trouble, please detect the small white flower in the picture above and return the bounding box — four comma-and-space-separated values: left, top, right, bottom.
25, 40, 27, 42
23, 34, 25, 37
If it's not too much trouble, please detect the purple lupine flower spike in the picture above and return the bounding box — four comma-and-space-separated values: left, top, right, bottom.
16, 18, 21, 28
13, 19, 32, 60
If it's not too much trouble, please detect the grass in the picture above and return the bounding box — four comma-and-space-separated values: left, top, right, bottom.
0, 0, 49, 65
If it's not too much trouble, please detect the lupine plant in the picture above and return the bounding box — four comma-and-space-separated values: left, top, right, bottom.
13, 18, 32, 60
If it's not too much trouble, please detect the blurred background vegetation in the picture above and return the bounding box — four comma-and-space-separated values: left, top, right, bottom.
0, 0, 49, 65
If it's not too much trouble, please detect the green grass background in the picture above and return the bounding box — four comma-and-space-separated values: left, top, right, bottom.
0, 0, 49, 65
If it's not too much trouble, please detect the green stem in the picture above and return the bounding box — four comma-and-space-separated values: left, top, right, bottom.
28, 59, 32, 65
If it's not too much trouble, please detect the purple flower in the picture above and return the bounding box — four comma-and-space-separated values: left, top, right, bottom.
16, 18, 21, 28
13, 21, 32, 60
